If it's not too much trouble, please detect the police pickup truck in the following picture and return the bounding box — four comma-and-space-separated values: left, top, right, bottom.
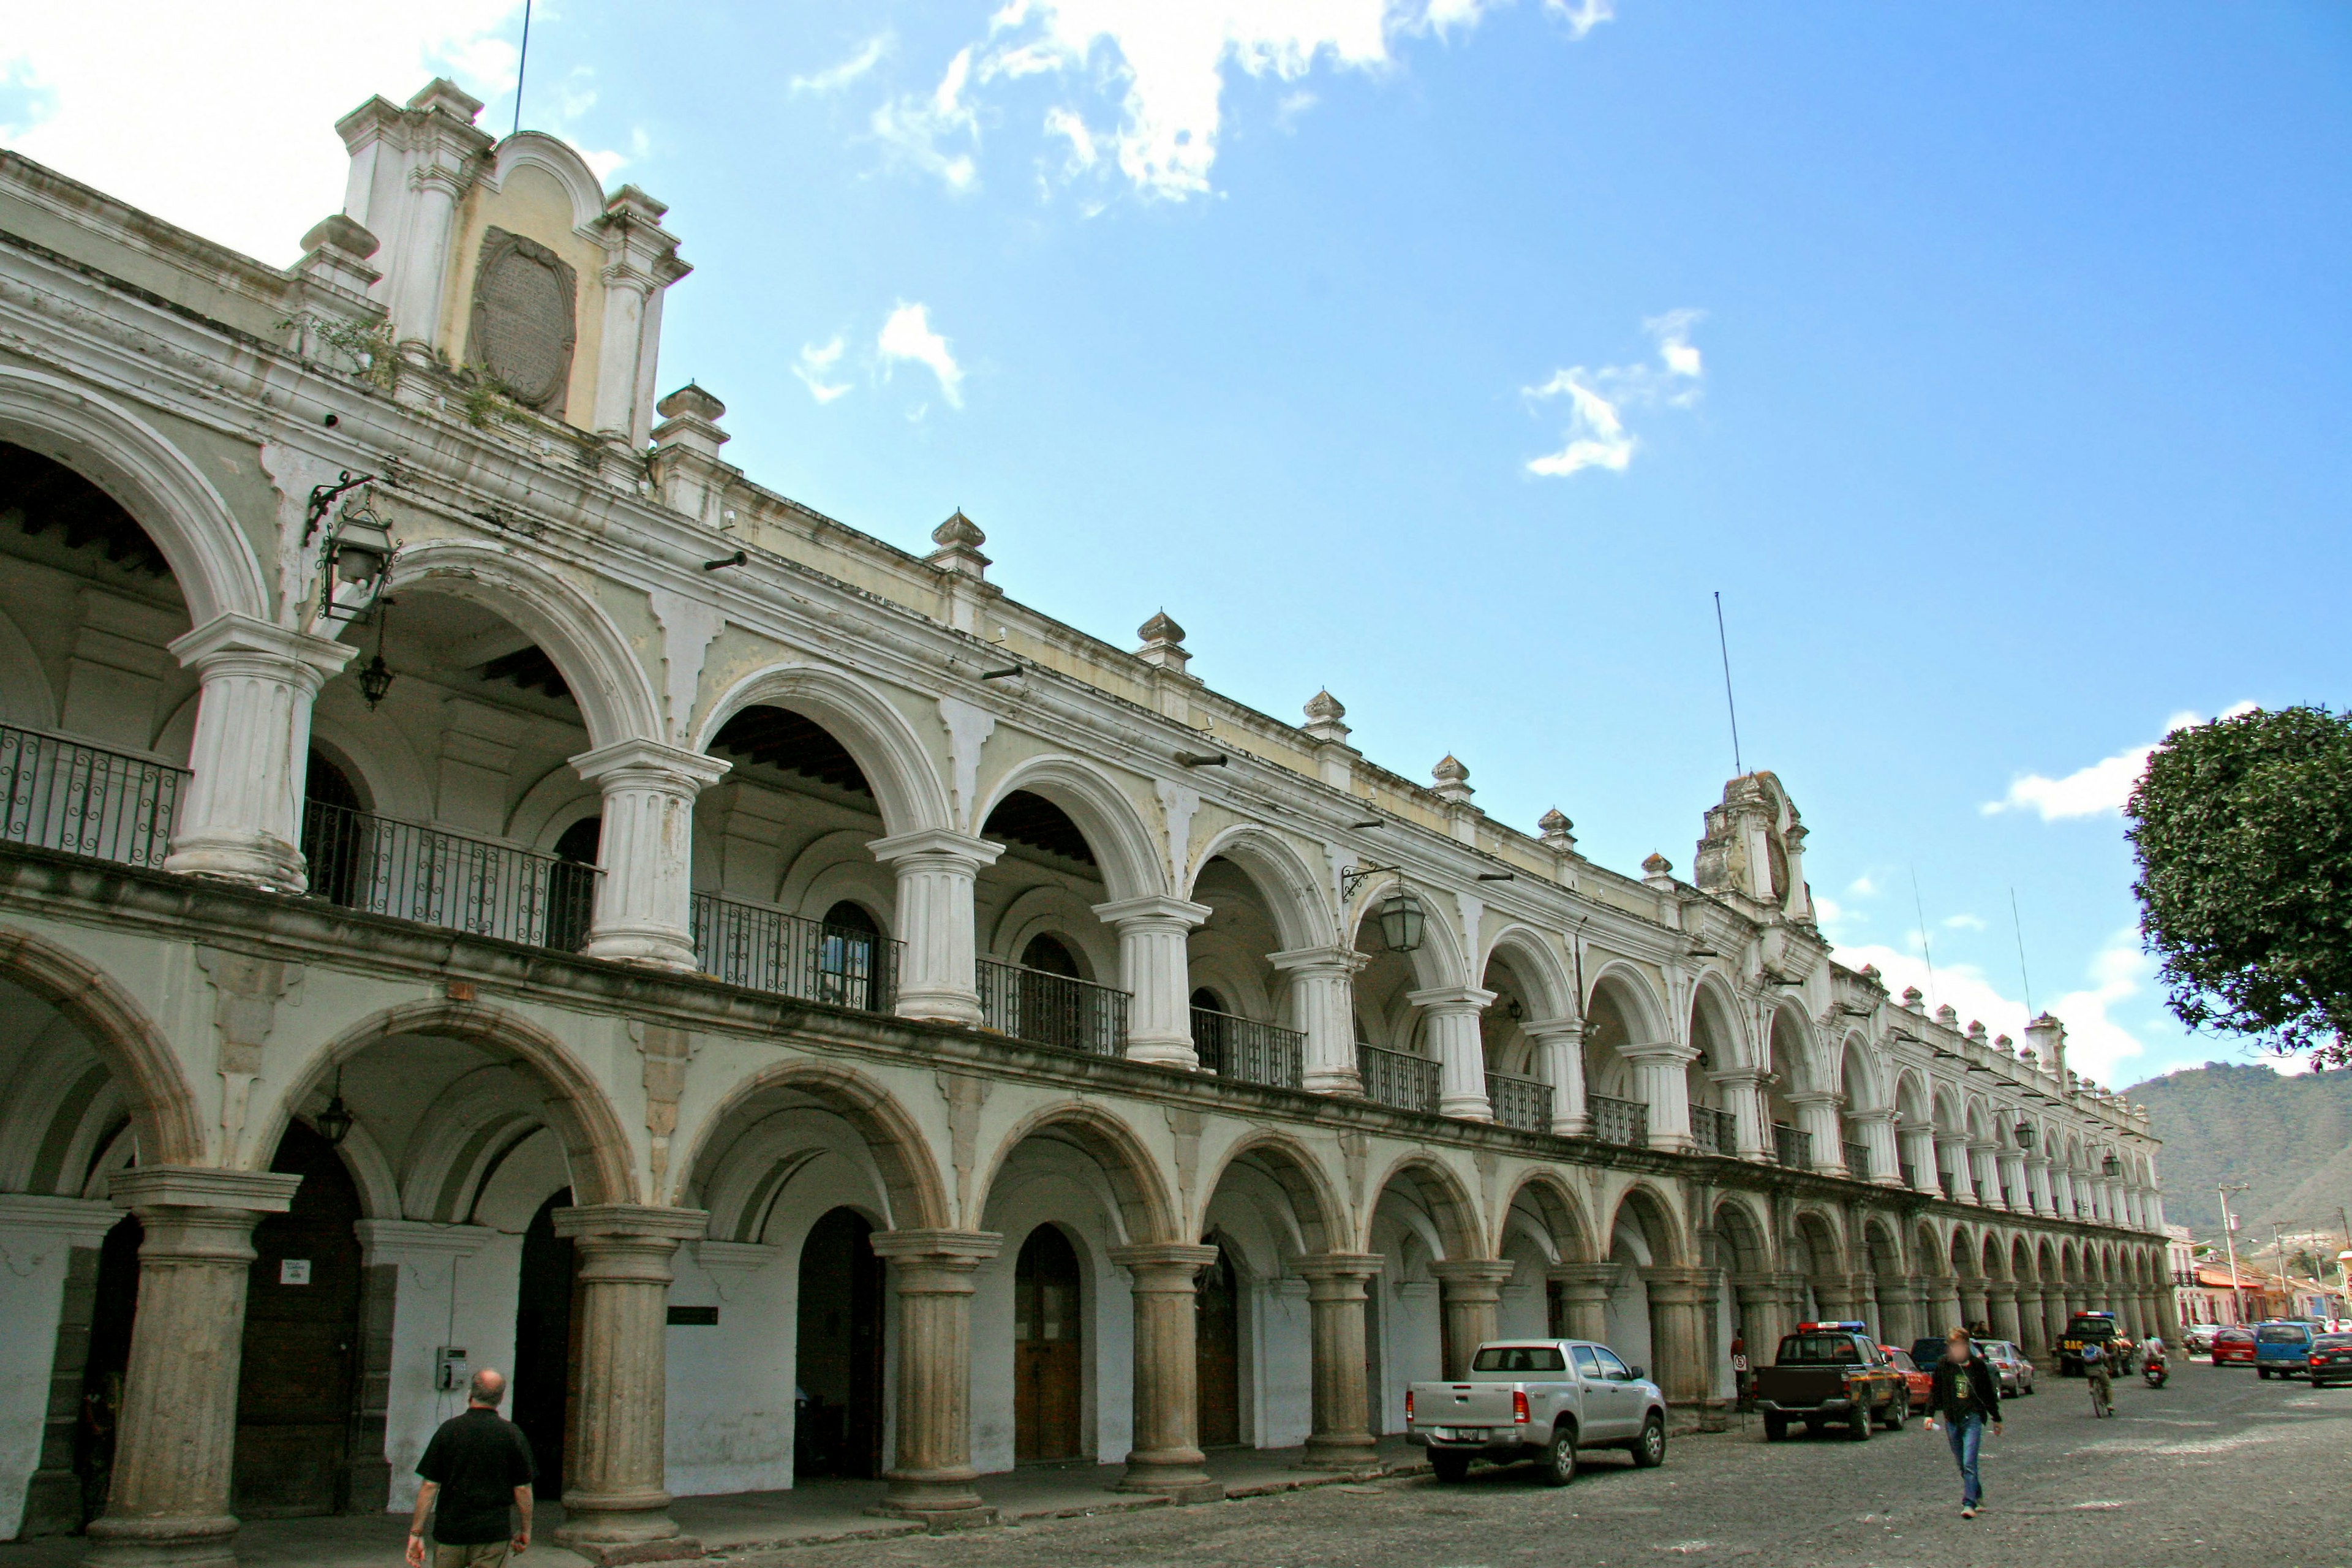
2057, 1310, 2131, 1377
1406, 1340, 1669, 1484
1750, 1322, 1910, 1442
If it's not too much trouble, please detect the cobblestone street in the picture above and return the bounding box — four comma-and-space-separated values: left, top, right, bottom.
736, 1363, 2348, 1568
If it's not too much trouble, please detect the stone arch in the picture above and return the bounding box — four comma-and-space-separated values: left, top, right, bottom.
1184, 823, 1335, 953
1893, 1068, 1931, 1125
1343, 869, 1469, 990
383, 539, 660, 751
1862, 1215, 1906, 1281
976, 755, 1165, 903
1498, 1167, 1596, 1264
1711, 1194, 1775, 1276
1362, 1152, 1482, 1259
1766, 1001, 1829, 1095
257, 999, 636, 1205
673, 1058, 950, 1229
1584, 960, 1669, 1044
1790, 1205, 1847, 1278
486, 130, 612, 233
1838, 1031, 1887, 1110
693, 663, 952, 839
0, 366, 270, 627
0, 922, 205, 1167
1688, 970, 1750, 1067
975, 1101, 1178, 1245
1196, 1128, 1343, 1257
1981, 1233, 2007, 1283
1478, 925, 1576, 1025
1605, 1180, 1688, 1267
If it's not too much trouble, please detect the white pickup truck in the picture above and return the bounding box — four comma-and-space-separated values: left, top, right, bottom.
1406, 1339, 1670, 1483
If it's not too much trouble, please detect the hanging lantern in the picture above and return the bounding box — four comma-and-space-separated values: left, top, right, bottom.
318, 488, 396, 621
2015, 1121, 2034, 1148
1376, 885, 1425, 954
356, 600, 396, 709
2101, 1153, 2122, 1177
315, 1066, 355, 1147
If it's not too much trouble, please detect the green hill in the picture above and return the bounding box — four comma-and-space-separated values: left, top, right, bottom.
2125, 1061, 2352, 1245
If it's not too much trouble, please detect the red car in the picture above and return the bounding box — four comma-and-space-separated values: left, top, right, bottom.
1882, 1344, 1934, 1411
2211, 1325, 2257, 1366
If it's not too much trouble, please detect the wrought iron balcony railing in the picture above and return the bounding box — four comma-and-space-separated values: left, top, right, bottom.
1486, 1070, 1551, 1133
1771, 1122, 1813, 1170
690, 892, 902, 1014
1357, 1042, 1440, 1114
1588, 1093, 1648, 1149
1843, 1142, 1872, 1181
1692, 1105, 1740, 1155
301, 800, 595, 950
0, 723, 185, 870
1940, 1171, 1959, 1199
1901, 1162, 1920, 1191
1192, 1006, 1303, 1089
976, 957, 1129, 1056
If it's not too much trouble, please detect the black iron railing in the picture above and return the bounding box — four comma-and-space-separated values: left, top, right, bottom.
1357, 1042, 1440, 1114
1589, 1093, 1648, 1149
1940, 1171, 1959, 1199
690, 892, 902, 1013
1487, 1070, 1551, 1133
301, 800, 595, 949
1192, 1006, 1303, 1089
976, 957, 1129, 1055
1901, 1162, 1920, 1190
1772, 1122, 1813, 1170
0, 723, 185, 870
1692, 1106, 1739, 1155
1844, 1142, 1871, 1181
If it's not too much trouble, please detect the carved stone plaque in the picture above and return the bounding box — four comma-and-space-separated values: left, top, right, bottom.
469, 227, 577, 415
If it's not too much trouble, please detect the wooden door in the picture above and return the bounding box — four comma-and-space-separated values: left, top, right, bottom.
1014, 1226, 1084, 1461
1196, 1248, 1242, 1447
235, 1121, 363, 1517
513, 1189, 575, 1501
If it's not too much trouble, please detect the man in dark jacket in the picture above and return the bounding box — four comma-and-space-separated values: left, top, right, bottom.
406, 1368, 535, 1566
1921, 1327, 2003, 1518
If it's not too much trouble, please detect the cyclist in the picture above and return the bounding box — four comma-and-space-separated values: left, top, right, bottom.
2081, 1337, 2114, 1417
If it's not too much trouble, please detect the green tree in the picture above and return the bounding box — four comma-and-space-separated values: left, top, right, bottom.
2128, 706, 2352, 1068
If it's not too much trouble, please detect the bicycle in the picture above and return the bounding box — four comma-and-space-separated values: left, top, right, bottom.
2086, 1370, 2114, 1419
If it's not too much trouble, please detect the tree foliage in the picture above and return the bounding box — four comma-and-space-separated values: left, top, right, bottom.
2127, 706, 2352, 1067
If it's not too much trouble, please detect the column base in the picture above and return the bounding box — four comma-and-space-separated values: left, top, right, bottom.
1297, 1432, 1380, 1470
554, 1540, 707, 1567
1125, 1037, 1202, 1071
1115, 1466, 1224, 1504
1303, 1068, 1362, 1096
581, 926, 700, 971
1550, 1115, 1590, 1138
896, 987, 984, 1027
162, 830, 306, 891
1437, 1094, 1491, 1121
82, 1513, 241, 1568
556, 1487, 692, 1561
872, 1467, 997, 1529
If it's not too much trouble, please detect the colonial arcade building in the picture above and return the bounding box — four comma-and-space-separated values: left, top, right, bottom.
0, 81, 2165, 1565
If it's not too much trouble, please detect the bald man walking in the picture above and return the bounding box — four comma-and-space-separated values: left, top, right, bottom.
407, 1368, 536, 1566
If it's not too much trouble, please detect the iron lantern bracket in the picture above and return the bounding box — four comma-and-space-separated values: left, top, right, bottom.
302, 470, 375, 546
1340, 862, 1403, 902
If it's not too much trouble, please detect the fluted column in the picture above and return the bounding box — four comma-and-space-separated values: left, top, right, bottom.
570, 741, 729, 970
869, 1229, 1003, 1524
161, 616, 355, 889
1095, 897, 1213, 1070
1410, 987, 1496, 1121
1788, 1091, 1844, 1174
83, 1167, 300, 1568
1997, 1152, 2029, 1212
1296, 1254, 1382, 1469
1621, 1039, 1698, 1152
549, 1205, 708, 1553
1549, 1262, 1618, 1343
1110, 1243, 1223, 1501
1898, 1125, 1936, 1191
1734, 1276, 1789, 1361
1715, 1068, 1773, 1161
1644, 1268, 1711, 1409
870, 831, 1002, 1025
1969, 1142, 2005, 1207
2024, 1154, 2054, 1214
1988, 1283, 2022, 1344
1430, 1259, 1515, 1378
1526, 1019, 1588, 1136
1877, 1278, 1921, 1349
1270, 947, 1366, 1096
1851, 1108, 1902, 1186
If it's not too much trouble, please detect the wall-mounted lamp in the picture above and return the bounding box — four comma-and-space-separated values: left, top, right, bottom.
315, 1065, 355, 1147
1341, 862, 1425, 954
356, 598, 396, 710
2015, 1121, 2035, 1148
314, 481, 395, 622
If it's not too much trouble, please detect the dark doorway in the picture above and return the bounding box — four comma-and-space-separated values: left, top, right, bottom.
1018, 933, 1095, 1054
1190, 987, 1229, 1074
816, 900, 883, 1014
1196, 1243, 1242, 1447
513, 1189, 575, 1501
1363, 1284, 1384, 1434
300, 748, 366, 908
793, 1208, 885, 1478
546, 818, 601, 953
235, 1120, 364, 1517
1013, 1225, 1084, 1462
76, 1212, 143, 1526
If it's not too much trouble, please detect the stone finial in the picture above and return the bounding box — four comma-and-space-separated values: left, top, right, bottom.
656, 382, 726, 424
408, 77, 485, 124
1538, 807, 1577, 852
927, 510, 990, 580
1860, 963, 1882, 983
1994, 1033, 2015, 1054
1901, 986, 1926, 1014
652, 382, 730, 461
1431, 755, 1474, 805
1935, 1003, 1959, 1027
1642, 852, 1675, 889
1302, 688, 1351, 744
293, 215, 383, 299
1135, 609, 1190, 674
1966, 1020, 1988, 1044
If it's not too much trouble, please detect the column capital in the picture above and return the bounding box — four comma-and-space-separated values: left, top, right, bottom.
1406, 984, 1495, 1016
1296, 1252, 1384, 1289
1429, 1258, 1518, 1300
867, 827, 1004, 871
108, 1165, 301, 1215
354, 1218, 495, 1265
1520, 1015, 1585, 1042
1092, 894, 1213, 931
1268, 943, 1370, 978
570, 737, 731, 791
1547, 1261, 1621, 1292
869, 1227, 1004, 1264
1785, 1088, 1844, 1109
551, 1203, 710, 1245
1110, 1242, 1221, 1283
1619, 1037, 1697, 1065
170, 612, 357, 684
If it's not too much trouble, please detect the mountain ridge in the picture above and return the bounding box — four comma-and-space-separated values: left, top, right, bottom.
2124, 1061, 2352, 1244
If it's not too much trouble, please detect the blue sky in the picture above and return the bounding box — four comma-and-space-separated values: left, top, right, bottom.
7, 2, 2348, 1088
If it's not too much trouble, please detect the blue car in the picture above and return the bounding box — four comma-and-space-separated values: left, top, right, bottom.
2253, 1321, 2317, 1380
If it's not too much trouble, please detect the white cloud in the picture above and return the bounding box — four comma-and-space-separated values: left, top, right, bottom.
0, 1, 525, 264
1544, 0, 1616, 40
793, 336, 853, 404
1983, 702, 2259, 821
877, 303, 965, 407
1525, 310, 1706, 478
872, 47, 981, 191
1943, 913, 1988, 932
1043, 106, 1099, 173
1849, 874, 1879, 898
792, 32, 894, 94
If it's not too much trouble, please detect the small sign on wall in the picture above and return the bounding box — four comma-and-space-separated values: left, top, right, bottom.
279, 1259, 312, 1286
666, 1306, 718, 1327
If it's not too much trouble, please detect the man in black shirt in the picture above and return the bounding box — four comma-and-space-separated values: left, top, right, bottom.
1922, 1328, 2004, 1518
407, 1368, 536, 1566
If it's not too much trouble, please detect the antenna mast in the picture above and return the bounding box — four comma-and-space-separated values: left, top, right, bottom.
1713, 590, 1744, 777
513, 0, 533, 138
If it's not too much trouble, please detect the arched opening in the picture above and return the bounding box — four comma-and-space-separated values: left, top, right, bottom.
976, 785, 1135, 1054
301, 748, 368, 907
1477, 950, 1547, 1131
1197, 1134, 1338, 1451
1186, 846, 1317, 1087
1195, 1242, 1242, 1449
794, 1207, 884, 1479
545, 816, 602, 953
1687, 985, 1742, 1155
1013, 1224, 1085, 1462
513, 1189, 575, 1502
1364, 1159, 1477, 1429
1582, 978, 1651, 1147
77, 1213, 144, 1526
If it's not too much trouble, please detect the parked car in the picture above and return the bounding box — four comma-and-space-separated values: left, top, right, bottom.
1881, 1345, 1933, 1411
2057, 1311, 2123, 1376
2306, 1332, 2352, 1387
2254, 1321, 2317, 1380
2212, 1325, 2257, 1366
1406, 1340, 1668, 1484
1909, 1337, 1950, 1376
1974, 1339, 2036, 1397
2184, 1324, 2220, 1356
1751, 1322, 1910, 1441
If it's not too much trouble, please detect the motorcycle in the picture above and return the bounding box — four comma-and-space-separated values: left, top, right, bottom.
2143, 1357, 2168, 1389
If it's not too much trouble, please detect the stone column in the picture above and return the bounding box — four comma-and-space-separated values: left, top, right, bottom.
1714, 1068, 1773, 1161
1644, 1268, 1711, 1410
1297, 1255, 1382, 1469
1430, 1260, 1516, 1379
1997, 1152, 2029, 1212
1095, 897, 1214, 1070
1934, 1134, 1969, 1200
2024, 1155, 2054, 1215
1550, 1263, 1618, 1344
869, 1230, 1003, 1525
569, 741, 730, 970
1526, 1019, 1588, 1136
1898, 1125, 1936, 1191
1970, 1142, 2005, 1207
1788, 1091, 1844, 1174
1876, 1278, 1921, 1350
2013, 1286, 2045, 1358
549, 1205, 709, 1555
1270, 947, 1366, 1096
1733, 1276, 1788, 1360
1410, 987, 1496, 1121
1851, 1108, 1902, 1186
83, 1167, 300, 1568
1109, 1243, 1222, 1501
870, 831, 1003, 1025
1621, 1040, 1698, 1153
161, 616, 355, 889
1988, 1283, 2022, 1345
393, 162, 471, 344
